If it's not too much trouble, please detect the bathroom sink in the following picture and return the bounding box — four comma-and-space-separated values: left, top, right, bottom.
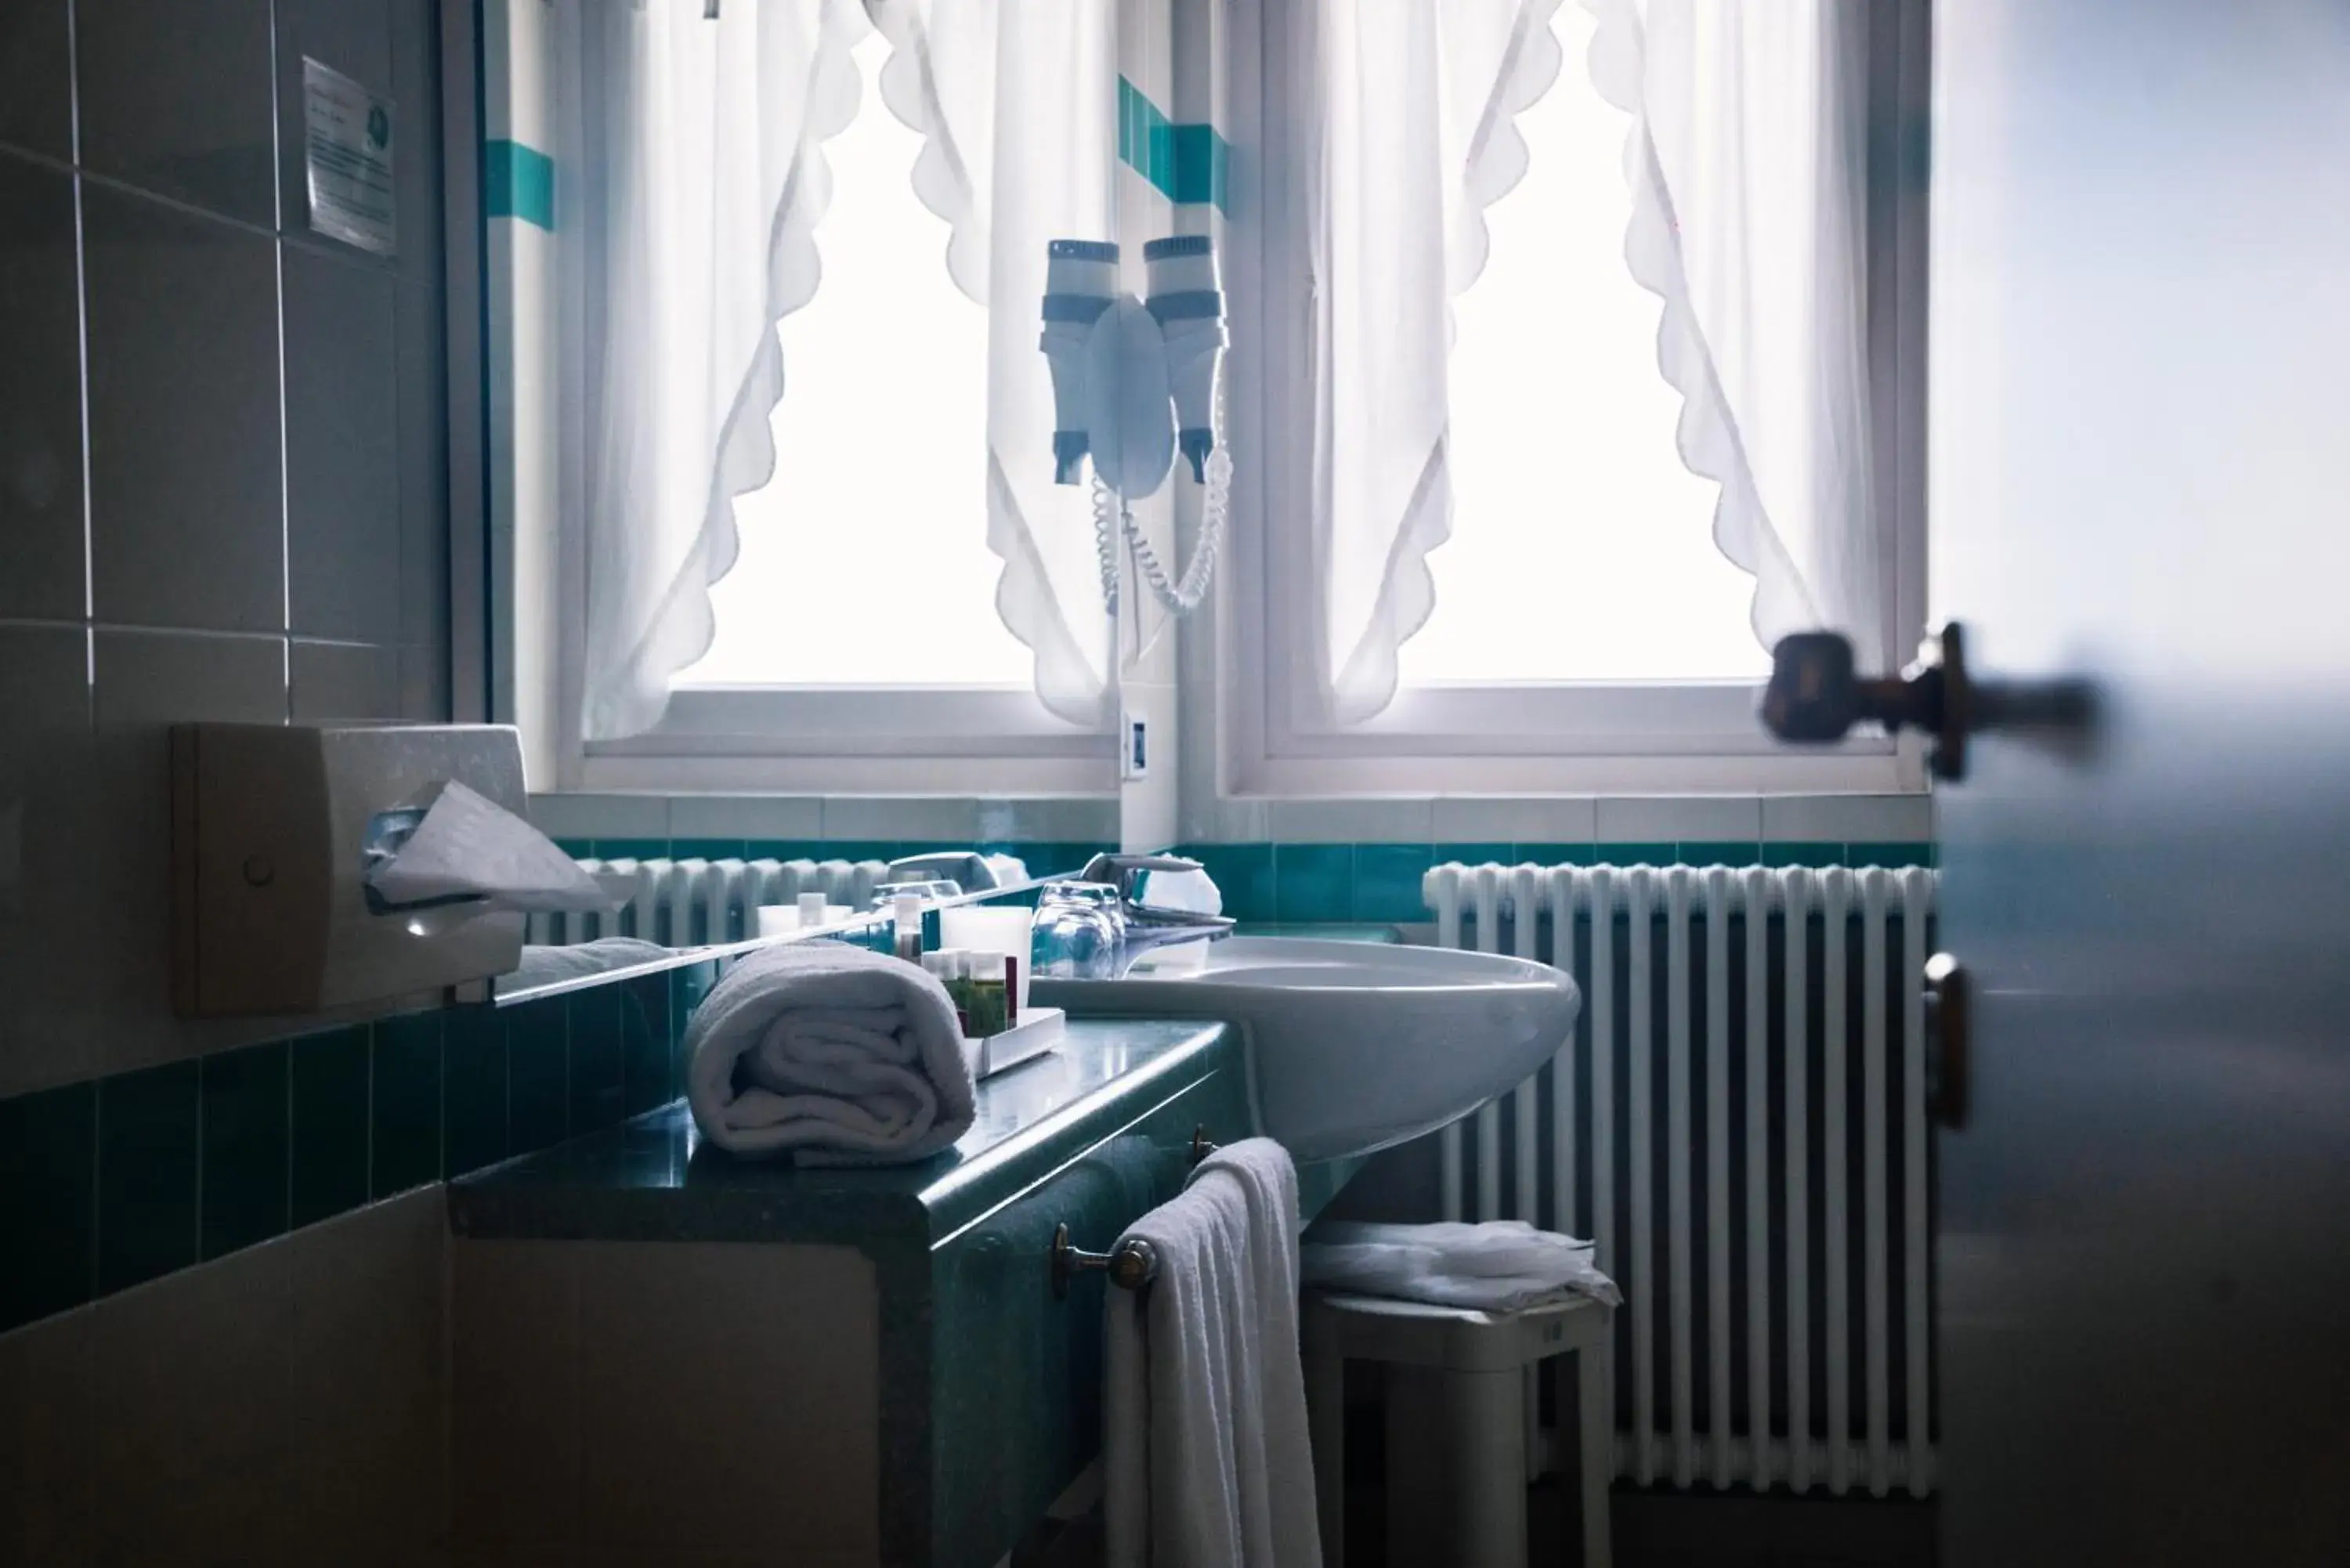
1029, 937, 1579, 1162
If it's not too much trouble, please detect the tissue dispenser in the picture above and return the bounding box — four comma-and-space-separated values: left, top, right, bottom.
171, 723, 530, 1017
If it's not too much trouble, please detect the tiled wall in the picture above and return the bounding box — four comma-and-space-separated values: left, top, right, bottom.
1179, 793, 1937, 923
0, 0, 450, 1104
0, 0, 454, 1559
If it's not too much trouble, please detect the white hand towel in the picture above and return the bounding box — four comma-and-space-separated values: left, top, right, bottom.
682, 941, 974, 1164
1105, 1138, 1321, 1568
1300, 1219, 1622, 1313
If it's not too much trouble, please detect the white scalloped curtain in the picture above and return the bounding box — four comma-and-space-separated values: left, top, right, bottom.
579, 0, 1115, 740
1308, 0, 1878, 724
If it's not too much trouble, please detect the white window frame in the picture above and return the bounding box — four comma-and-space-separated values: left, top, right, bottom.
1209, 0, 1931, 800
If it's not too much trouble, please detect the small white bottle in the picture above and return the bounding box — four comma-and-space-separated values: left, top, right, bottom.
893, 891, 926, 963
797, 891, 828, 929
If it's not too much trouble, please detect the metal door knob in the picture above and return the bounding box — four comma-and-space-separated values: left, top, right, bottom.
1761, 621, 2095, 782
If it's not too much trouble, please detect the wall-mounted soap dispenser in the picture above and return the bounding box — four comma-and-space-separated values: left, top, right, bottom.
170, 724, 536, 1017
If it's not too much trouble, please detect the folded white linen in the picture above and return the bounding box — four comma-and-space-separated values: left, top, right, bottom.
1300, 1219, 1622, 1313
682, 941, 974, 1164
1105, 1138, 1322, 1568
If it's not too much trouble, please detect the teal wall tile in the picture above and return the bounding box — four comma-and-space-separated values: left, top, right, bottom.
744, 837, 820, 862
620, 971, 674, 1117
1353, 843, 1434, 922
97, 1060, 199, 1294
1183, 842, 1273, 923
567, 985, 624, 1136
372, 1013, 443, 1198
508, 997, 570, 1154
199, 1042, 287, 1259
1764, 841, 1847, 868
1679, 840, 1762, 866
1849, 840, 1936, 868
0, 1079, 96, 1331
1274, 844, 1353, 923
483, 139, 555, 229
443, 1005, 509, 1177
552, 836, 594, 858
1595, 841, 1677, 866
591, 836, 668, 862
1513, 843, 1599, 866
1432, 842, 1514, 868
670, 836, 746, 862
290, 1027, 370, 1228
1170, 123, 1230, 208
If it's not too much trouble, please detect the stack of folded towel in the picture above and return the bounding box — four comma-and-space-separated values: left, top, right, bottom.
682, 942, 974, 1164
1300, 1219, 1621, 1313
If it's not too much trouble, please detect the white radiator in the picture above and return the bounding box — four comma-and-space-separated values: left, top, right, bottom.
529, 857, 890, 949
1422, 862, 1938, 1499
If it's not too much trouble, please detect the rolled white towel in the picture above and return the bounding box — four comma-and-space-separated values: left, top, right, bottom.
1300, 1219, 1621, 1313
683, 941, 974, 1164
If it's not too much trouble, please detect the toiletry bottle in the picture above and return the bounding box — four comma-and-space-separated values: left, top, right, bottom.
922, 948, 972, 1034
967, 951, 1010, 1037
894, 892, 925, 963
797, 891, 827, 929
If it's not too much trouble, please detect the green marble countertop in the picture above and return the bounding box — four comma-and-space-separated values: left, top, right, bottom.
448, 1019, 1240, 1248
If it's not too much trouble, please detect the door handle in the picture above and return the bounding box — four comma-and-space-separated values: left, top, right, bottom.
1761, 622, 2096, 782
1923, 952, 1969, 1129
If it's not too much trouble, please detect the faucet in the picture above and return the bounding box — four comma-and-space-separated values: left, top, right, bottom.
1075, 853, 1236, 949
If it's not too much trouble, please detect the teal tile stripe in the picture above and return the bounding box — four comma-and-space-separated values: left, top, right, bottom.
1117, 78, 1229, 212
1177, 842, 1938, 925
484, 138, 555, 229
0, 966, 698, 1336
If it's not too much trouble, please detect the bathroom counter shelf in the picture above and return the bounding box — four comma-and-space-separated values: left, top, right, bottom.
447, 1017, 1361, 1568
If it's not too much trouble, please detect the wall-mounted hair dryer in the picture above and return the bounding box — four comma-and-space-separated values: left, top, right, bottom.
1039, 237, 1230, 617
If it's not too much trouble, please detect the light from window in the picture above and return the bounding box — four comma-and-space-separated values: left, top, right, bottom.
676, 31, 1033, 688
1397, 5, 1770, 687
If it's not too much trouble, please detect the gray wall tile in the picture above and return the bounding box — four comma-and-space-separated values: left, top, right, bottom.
0, 0, 73, 160
1594, 794, 1764, 843
0, 153, 88, 620
285, 242, 400, 641
1266, 797, 1435, 843
84, 185, 283, 632
78, 0, 277, 226
396, 282, 449, 653
0, 1305, 96, 1564
1761, 791, 1933, 843
90, 1227, 296, 1563
667, 795, 823, 843
388, 0, 443, 287
0, 625, 93, 1098
291, 640, 400, 722
1431, 796, 1598, 844
526, 793, 671, 843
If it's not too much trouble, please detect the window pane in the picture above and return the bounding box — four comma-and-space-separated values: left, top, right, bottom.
1398, 6, 1770, 686
677, 32, 1032, 688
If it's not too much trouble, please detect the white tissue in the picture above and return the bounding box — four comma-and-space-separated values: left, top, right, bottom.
365, 779, 631, 914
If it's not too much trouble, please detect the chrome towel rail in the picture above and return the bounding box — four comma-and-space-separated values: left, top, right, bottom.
1047, 1126, 1219, 1298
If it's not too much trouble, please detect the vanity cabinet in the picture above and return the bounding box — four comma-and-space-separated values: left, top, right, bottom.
447, 1019, 1340, 1568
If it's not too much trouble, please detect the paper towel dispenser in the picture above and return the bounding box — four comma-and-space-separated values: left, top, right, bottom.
170, 723, 537, 1017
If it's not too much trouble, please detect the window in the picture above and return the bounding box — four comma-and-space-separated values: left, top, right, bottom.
1235, 0, 1925, 795
1401, 4, 1767, 688
582, 27, 1107, 794
675, 31, 1028, 690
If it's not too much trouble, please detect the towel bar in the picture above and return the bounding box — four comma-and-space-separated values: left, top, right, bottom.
1048, 1125, 1220, 1297
1051, 1225, 1162, 1296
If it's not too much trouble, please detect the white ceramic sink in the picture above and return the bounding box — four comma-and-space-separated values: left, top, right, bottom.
1029, 937, 1580, 1162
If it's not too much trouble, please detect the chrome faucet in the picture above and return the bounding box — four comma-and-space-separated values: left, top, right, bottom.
1075, 853, 1235, 947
